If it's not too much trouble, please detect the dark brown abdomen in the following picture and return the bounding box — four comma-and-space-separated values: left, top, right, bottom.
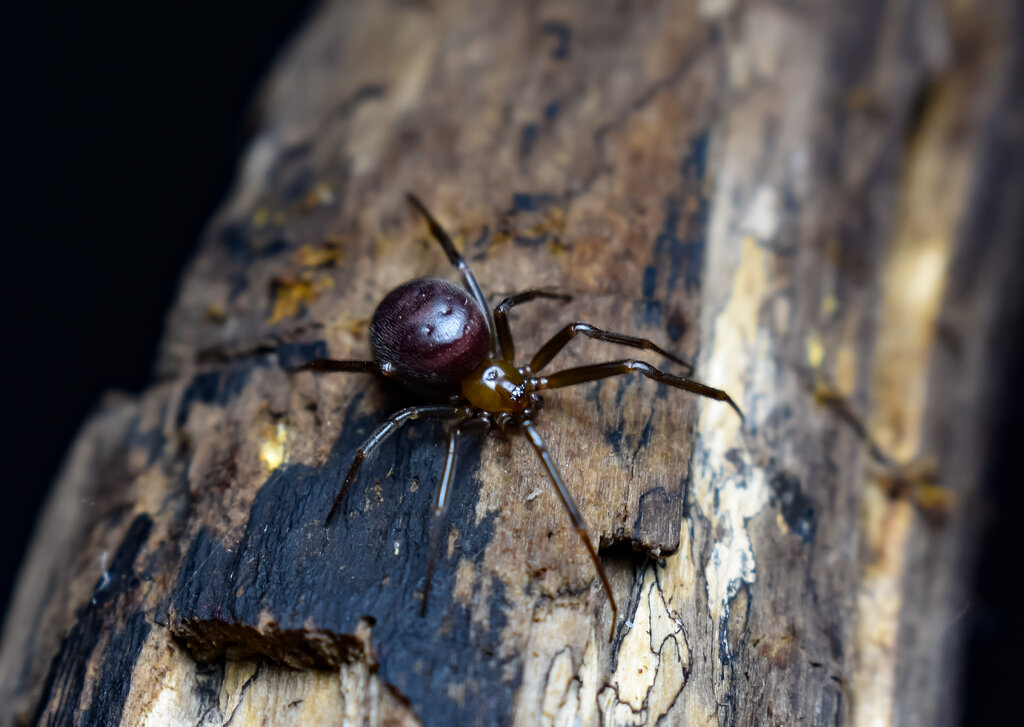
369, 278, 489, 390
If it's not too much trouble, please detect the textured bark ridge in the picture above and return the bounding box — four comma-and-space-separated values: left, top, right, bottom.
2, 1, 1019, 725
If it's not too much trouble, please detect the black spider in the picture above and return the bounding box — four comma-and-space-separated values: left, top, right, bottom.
296, 194, 742, 638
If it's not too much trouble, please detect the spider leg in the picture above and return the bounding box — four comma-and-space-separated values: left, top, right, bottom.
406, 193, 497, 350
493, 290, 572, 362
291, 359, 379, 374
325, 404, 469, 526
528, 324, 694, 376
521, 420, 617, 642
421, 416, 490, 616
532, 359, 743, 421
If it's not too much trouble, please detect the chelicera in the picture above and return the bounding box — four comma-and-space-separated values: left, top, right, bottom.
297, 193, 742, 639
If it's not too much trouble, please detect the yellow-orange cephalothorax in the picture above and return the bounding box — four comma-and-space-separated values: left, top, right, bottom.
461, 358, 528, 413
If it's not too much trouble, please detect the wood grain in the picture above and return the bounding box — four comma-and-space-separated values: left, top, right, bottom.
2, 0, 1019, 725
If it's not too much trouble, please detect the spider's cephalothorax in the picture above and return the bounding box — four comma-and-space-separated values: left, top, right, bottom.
296, 193, 742, 640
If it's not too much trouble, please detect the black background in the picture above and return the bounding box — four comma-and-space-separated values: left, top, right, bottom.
1, 2, 1017, 723
2, 1, 315, 620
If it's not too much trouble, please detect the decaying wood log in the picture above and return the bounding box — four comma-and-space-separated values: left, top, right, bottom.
2, 0, 1020, 724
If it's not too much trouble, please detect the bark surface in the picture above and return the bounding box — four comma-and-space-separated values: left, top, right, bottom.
2, 1, 1020, 725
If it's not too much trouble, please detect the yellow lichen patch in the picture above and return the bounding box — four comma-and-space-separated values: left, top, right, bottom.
805, 331, 825, 369
852, 67, 973, 727
251, 206, 271, 228
912, 481, 955, 520
300, 181, 336, 210
870, 238, 949, 462
269, 277, 317, 324
343, 316, 371, 337
223, 659, 261, 701
544, 205, 566, 234
867, 90, 966, 461
701, 235, 766, 437
373, 230, 408, 262
205, 302, 227, 323
268, 274, 333, 324
835, 341, 858, 397
294, 243, 341, 269
873, 456, 953, 524
259, 422, 289, 472
821, 293, 838, 317
251, 206, 287, 229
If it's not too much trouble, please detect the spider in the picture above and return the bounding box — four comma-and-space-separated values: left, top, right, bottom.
296, 193, 742, 640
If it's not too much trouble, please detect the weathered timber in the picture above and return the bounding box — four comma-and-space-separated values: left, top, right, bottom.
1, 0, 1020, 725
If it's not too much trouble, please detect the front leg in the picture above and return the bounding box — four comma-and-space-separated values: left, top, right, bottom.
531, 359, 742, 420
492, 290, 572, 362
528, 323, 694, 376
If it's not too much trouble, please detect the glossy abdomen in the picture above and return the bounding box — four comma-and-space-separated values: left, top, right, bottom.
369, 278, 489, 390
